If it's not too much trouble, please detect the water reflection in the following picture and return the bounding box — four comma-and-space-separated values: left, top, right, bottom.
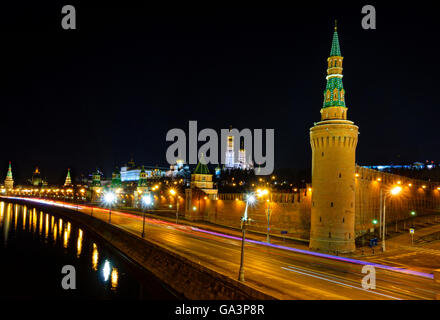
77, 229, 83, 258
111, 268, 118, 291
103, 260, 111, 282
92, 243, 99, 271
39, 212, 43, 235
0, 201, 170, 299
0, 202, 4, 226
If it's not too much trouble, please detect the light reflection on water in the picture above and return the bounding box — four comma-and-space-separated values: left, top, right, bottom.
1, 202, 122, 294
0, 201, 175, 299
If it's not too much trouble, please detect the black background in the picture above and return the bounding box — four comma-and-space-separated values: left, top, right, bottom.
1, 2, 439, 184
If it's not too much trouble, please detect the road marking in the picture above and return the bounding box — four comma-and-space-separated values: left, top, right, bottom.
281, 266, 401, 300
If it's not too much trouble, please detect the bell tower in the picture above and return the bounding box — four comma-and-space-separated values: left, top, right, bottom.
309, 23, 359, 253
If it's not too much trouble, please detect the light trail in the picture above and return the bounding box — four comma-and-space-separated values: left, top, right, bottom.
3, 196, 434, 280
281, 266, 401, 300
192, 226, 434, 279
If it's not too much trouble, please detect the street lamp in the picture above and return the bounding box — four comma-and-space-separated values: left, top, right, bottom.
169, 189, 179, 223
141, 194, 153, 238
103, 191, 116, 223
381, 186, 402, 252
238, 193, 256, 282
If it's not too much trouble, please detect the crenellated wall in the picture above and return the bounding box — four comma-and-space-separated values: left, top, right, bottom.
184, 166, 440, 243
354, 165, 440, 237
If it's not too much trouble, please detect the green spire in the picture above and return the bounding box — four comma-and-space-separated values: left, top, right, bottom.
64, 168, 72, 186
6, 162, 12, 178
194, 154, 210, 174
111, 166, 121, 188
330, 21, 341, 57
323, 24, 346, 109
138, 165, 148, 187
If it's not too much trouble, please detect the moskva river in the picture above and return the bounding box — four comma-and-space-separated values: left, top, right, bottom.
0, 201, 176, 299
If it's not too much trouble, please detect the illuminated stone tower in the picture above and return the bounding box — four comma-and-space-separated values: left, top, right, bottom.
111, 167, 122, 189
225, 126, 235, 169
90, 169, 102, 201
4, 161, 14, 191
64, 168, 72, 186
309, 24, 359, 253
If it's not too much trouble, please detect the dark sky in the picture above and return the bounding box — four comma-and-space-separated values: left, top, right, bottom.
1, 3, 439, 184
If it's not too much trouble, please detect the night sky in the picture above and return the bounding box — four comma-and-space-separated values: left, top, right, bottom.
1, 3, 439, 184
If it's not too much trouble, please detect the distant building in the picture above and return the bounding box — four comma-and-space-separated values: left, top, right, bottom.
224, 127, 253, 170
29, 167, 48, 187
64, 168, 72, 186
120, 158, 167, 182
363, 161, 438, 171
4, 162, 14, 191
190, 156, 218, 200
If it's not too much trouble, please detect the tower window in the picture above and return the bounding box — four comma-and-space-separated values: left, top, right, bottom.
322, 152, 324, 157
339, 173, 342, 178
330, 202, 333, 207
342, 217, 345, 223
329, 232, 332, 238
319, 216, 322, 222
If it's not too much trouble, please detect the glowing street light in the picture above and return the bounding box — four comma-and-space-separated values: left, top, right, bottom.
169, 189, 180, 223
381, 185, 402, 252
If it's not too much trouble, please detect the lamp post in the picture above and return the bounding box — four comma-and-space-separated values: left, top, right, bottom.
103, 191, 116, 224
169, 189, 179, 224
238, 193, 256, 282
141, 194, 153, 238
382, 186, 402, 252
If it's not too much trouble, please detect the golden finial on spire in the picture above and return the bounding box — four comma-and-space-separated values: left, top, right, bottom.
334, 20, 337, 31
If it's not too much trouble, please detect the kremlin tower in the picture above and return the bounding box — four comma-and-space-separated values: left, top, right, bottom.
309, 23, 359, 253
64, 168, 72, 186
4, 162, 14, 191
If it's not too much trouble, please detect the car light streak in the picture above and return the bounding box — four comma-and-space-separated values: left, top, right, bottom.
281, 266, 401, 300
5, 196, 434, 280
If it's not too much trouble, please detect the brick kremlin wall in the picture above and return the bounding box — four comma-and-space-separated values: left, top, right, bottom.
184, 166, 440, 241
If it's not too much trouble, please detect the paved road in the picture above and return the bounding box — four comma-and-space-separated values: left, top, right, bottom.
9, 198, 440, 299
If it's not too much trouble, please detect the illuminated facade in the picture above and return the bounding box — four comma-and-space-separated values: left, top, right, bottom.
190, 156, 218, 199
4, 161, 14, 191
120, 159, 167, 182
64, 168, 72, 186
309, 25, 358, 253
224, 127, 253, 170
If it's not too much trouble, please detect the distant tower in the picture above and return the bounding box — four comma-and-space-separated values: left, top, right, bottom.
138, 166, 148, 188
64, 168, 72, 186
190, 154, 218, 199
238, 139, 246, 169
31, 167, 42, 186
111, 167, 122, 189
4, 161, 14, 191
225, 126, 235, 169
90, 169, 102, 201
309, 23, 359, 253
92, 169, 101, 187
